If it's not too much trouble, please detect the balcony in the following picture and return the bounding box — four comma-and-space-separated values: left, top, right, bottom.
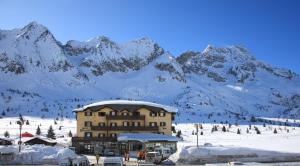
72, 137, 117, 142
91, 126, 159, 131
106, 115, 145, 120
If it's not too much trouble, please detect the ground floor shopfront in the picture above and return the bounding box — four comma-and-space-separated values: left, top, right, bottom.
72, 133, 178, 155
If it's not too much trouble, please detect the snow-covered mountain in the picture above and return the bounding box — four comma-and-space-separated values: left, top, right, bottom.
0, 22, 299, 122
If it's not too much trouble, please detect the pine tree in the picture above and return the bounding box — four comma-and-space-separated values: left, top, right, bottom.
192, 131, 195, 135
200, 131, 203, 135
214, 125, 218, 131
47, 125, 56, 139
4, 131, 9, 138
26, 120, 30, 125
256, 128, 261, 134
36, 126, 41, 135
19, 114, 24, 123
176, 130, 182, 138
237, 128, 241, 134
273, 128, 277, 134
222, 126, 226, 132
246, 128, 249, 134
54, 120, 57, 125
250, 116, 256, 122
68, 130, 73, 137
1, 111, 5, 116
199, 124, 203, 129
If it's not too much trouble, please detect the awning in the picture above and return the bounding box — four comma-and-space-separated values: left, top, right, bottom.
117, 133, 180, 142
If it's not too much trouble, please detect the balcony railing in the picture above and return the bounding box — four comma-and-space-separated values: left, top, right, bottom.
72, 137, 117, 142
106, 115, 145, 120
91, 126, 159, 131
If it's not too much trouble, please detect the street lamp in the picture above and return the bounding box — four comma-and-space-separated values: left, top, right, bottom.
194, 124, 199, 147
17, 115, 24, 152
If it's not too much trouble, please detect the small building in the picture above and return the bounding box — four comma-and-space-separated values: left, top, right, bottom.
23, 137, 57, 146
21, 132, 34, 138
0, 137, 13, 146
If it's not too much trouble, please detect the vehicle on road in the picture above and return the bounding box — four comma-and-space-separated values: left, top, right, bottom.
59, 156, 89, 166
104, 149, 116, 156
145, 151, 160, 164
137, 161, 156, 166
103, 157, 124, 166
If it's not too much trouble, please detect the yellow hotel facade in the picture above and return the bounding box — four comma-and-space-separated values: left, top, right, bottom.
72, 100, 178, 154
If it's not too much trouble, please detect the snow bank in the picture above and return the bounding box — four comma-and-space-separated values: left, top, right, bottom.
0, 145, 86, 165
169, 144, 300, 164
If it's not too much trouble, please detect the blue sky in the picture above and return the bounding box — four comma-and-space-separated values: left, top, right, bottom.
0, 0, 299, 73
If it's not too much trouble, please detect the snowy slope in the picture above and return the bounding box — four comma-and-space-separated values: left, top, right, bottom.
0, 22, 300, 122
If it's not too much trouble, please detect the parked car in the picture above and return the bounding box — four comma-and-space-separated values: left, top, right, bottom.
59, 156, 89, 166
104, 149, 116, 156
145, 152, 160, 164
137, 161, 156, 166
103, 157, 124, 166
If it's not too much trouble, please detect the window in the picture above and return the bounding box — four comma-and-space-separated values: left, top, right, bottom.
132, 122, 141, 127
84, 132, 92, 138
133, 111, 140, 116
84, 144, 91, 150
84, 112, 92, 116
110, 123, 117, 127
98, 122, 105, 127
159, 112, 166, 117
84, 121, 92, 127
150, 112, 157, 117
110, 133, 117, 137
122, 112, 128, 116
149, 122, 157, 127
98, 112, 106, 117
123, 121, 129, 126
98, 133, 105, 137
110, 111, 117, 116
160, 122, 166, 126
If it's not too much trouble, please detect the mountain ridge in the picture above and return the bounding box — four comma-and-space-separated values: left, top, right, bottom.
0, 22, 299, 122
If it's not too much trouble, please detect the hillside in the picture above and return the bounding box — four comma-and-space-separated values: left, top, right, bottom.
0, 22, 299, 122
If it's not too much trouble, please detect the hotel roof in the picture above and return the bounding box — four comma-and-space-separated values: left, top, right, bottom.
73, 100, 178, 113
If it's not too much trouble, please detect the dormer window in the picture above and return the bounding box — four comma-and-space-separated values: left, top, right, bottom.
84, 112, 92, 116
159, 112, 166, 117
133, 111, 140, 116
110, 111, 117, 116
150, 112, 157, 117
98, 112, 106, 117
122, 112, 128, 116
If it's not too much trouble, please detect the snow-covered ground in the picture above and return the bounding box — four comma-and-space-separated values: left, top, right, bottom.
1, 116, 300, 164
170, 123, 300, 164
176, 123, 300, 153
0, 116, 76, 146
